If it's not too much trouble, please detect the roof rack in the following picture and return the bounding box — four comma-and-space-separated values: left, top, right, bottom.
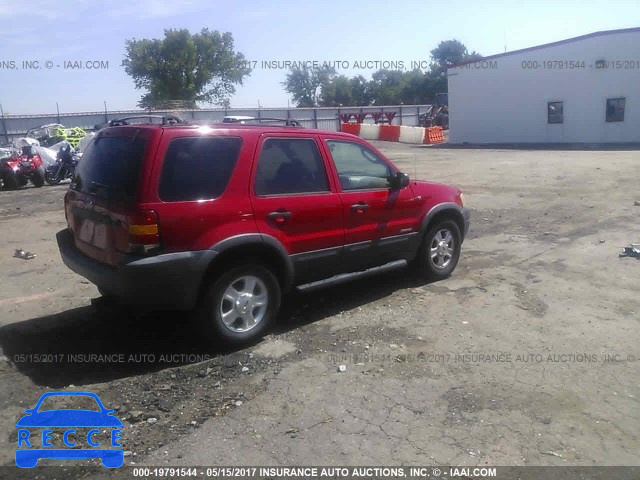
223, 117, 303, 127
107, 115, 188, 127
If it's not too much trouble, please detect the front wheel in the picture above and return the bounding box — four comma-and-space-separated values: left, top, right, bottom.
196, 264, 281, 345
2, 172, 18, 190
414, 219, 462, 280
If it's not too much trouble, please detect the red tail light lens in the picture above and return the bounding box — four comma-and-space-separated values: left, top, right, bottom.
129, 209, 160, 252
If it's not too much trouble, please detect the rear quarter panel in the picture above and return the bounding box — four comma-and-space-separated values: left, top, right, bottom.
141, 128, 260, 252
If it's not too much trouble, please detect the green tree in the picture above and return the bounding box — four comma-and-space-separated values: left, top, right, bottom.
401, 69, 433, 104
320, 75, 353, 106
427, 39, 483, 98
430, 39, 476, 73
122, 28, 251, 109
282, 65, 336, 107
368, 70, 408, 105
349, 75, 373, 106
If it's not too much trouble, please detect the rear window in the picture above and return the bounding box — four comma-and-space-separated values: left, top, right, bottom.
73, 135, 147, 202
159, 136, 242, 202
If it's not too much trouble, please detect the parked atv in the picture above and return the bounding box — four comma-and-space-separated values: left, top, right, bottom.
0, 146, 45, 190
45, 144, 78, 185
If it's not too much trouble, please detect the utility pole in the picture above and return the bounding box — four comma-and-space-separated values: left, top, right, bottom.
0, 103, 9, 144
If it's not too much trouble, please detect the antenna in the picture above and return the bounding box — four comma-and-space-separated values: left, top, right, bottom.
413, 153, 417, 182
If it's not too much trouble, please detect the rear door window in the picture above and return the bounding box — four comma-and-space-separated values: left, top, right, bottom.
254, 138, 330, 196
158, 136, 242, 202
73, 136, 147, 202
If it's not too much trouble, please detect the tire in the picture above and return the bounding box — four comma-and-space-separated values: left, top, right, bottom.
197, 264, 281, 345
95, 286, 119, 304
2, 172, 18, 190
32, 166, 45, 187
414, 219, 462, 280
97, 286, 115, 298
44, 167, 61, 185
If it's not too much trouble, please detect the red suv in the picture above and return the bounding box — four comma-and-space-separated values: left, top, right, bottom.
57, 117, 469, 344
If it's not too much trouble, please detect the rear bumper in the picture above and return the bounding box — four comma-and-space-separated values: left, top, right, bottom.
57, 228, 216, 310
462, 207, 471, 240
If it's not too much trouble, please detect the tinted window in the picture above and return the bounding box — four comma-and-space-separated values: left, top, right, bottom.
73, 136, 147, 202
254, 138, 329, 196
159, 137, 241, 202
606, 98, 625, 122
547, 102, 563, 124
326, 140, 392, 191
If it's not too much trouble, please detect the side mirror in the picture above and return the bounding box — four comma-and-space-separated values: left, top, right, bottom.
390, 171, 410, 189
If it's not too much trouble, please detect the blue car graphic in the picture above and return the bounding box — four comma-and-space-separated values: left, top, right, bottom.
15, 391, 124, 468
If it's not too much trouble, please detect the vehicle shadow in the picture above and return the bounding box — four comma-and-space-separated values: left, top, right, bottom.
0, 269, 429, 388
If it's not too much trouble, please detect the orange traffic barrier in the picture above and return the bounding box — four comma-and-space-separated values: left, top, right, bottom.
423, 127, 433, 144
434, 126, 444, 143
378, 125, 401, 142
423, 126, 444, 144
341, 123, 361, 136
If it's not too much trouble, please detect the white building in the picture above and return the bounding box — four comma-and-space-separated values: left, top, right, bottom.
448, 28, 640, 144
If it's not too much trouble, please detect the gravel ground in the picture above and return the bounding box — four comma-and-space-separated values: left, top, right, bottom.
0, 143, 638, 476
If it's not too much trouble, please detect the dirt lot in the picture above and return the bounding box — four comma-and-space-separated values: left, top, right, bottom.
0, 143, 638, 473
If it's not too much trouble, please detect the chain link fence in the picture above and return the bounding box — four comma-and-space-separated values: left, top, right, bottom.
0, 104, 434, 144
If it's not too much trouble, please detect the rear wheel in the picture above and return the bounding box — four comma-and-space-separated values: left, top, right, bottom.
32, 166, 45, 187
44, 167, 61, 185
414, 219, 461, 280
197, 264, 281, 345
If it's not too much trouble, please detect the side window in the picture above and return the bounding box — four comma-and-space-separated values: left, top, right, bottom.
159, 136, 241, 202
254, 138, 330, 196
326, 140, 392, 191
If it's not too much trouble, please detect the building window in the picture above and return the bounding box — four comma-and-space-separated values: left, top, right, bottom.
547, 102, 563, 124
606, 98, 625, 122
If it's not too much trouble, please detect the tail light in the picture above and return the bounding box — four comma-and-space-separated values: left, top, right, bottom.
129, 209, 160, 253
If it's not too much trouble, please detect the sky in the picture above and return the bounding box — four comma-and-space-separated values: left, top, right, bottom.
0, 0, 638, 115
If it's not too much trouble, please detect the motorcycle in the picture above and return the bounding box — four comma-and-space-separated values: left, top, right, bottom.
44, 144, 78, 185
0, 146, 45, 190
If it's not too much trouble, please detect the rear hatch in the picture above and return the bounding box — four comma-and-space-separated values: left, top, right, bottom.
65, 127, 154, 267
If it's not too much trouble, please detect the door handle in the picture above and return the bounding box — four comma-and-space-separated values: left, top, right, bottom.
350, 203, 369, 214
267, 210, 292, 225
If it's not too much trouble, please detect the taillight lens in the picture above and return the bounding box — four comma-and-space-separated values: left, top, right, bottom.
129, 209, 160, 252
